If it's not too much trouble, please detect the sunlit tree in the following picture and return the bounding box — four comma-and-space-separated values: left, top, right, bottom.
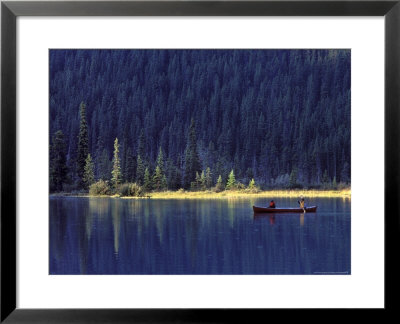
111, 138, 122, 188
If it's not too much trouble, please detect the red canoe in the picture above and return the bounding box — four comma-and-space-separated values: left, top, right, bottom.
253, 205, 317, 213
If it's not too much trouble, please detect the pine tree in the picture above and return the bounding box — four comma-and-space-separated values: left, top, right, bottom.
183, 119, 201, 189
215, 175, 224, 192
156, 147, 164, 174
124, 147, 136, 183
83, 154, 95, 189
161, 175, 168, 191
77, 102, 89, 188
226, 169, 236, 190
152, 166, 163, 191
288, 168, 298, 188
136, 155, 145, 185
248, 178, 256, 189
98, 148, 111, 181
94, 136, 105, 179
137, 129, 146, 159
120, 139, 128, 182
111, 138, 122, 188
50, 130, 68, 192
322, 169, 330, 188
143, 167, 152, 192
200, 170, 206, 190
205, 167, 213, 189
152, 147, 166, 190
341, 162, 350, 183
332, 176, 337, 189
191, 171, 202, 191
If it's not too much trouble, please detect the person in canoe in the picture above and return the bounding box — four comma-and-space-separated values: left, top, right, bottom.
298, 197, 306, 212
268, 200, 276, 208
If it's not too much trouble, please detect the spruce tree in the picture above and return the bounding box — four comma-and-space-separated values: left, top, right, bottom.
205, 167, 213, 189
152, 147, 166, 190
143, 167, 152, 192
124, 147, 136, 183
153, 166, 163, 191
288, 168, 298, 189
215, 175, 224, 192
111, 138, 122, 188
226, 169, 236, 190
136, 155, 145, 185
83, 154, 95, 189
98, 149, 111, 181
191, 171, 202, 191
322, 169, 330, 188
137, 129, 146, 159
200, 170, 206, 190
77, 102, 89, 188
248, 178, 256, 189
183, 119, 201, 188
161, 175, 168, 191
49, 130, 68, 192
332, 176, 337, 189
156, 147, 164, 174
94, 136, 105, 179
341, 162, 350, 183
120, 139, 128, 182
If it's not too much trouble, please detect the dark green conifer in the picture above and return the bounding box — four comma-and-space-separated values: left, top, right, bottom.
205, 167, 213, 189
124, 147, 136, 183
143, 167, 152, 192
50, 130, 68, 192
153, 166, 163, 191
83, 154, 95, 189
215, 175, 224, 192
77, 102, 89, 188
184, 119, 201, 189
136, 155, 145, 185
288, 168, 298, 188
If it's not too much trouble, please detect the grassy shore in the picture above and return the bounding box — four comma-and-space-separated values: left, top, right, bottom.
121, 188, 351, 199
51, 188, 351, 199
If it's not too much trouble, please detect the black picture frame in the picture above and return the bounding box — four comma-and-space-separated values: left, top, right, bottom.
1, 0, 399, 322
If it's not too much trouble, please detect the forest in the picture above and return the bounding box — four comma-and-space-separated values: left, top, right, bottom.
49, 49, 351, 194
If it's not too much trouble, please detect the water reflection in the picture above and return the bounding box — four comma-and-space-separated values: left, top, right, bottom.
111, 200, 121, 255
49, 197, 351, 275
253, 213, 305, 226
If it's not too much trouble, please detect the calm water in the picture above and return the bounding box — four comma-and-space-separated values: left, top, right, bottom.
49, 197, 351, 275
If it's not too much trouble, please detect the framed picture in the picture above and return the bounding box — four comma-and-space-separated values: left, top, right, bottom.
1, 0, 398, 322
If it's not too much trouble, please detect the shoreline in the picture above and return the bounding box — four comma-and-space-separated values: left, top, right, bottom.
50, 188, 351, 199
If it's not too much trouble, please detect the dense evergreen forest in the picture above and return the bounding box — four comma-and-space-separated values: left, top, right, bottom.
49, 49, 351, 193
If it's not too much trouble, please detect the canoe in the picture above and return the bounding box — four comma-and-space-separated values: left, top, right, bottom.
253, 205, 317, 213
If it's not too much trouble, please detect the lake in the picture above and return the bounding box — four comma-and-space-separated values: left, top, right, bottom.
49, 196, 351, 275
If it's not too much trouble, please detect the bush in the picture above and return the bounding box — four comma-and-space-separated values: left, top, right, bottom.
89, 180, 111, 196
118, 182, 144, 197
118, 183, 131, 196
213, 186, 225, 193
235, 182, 246, 190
